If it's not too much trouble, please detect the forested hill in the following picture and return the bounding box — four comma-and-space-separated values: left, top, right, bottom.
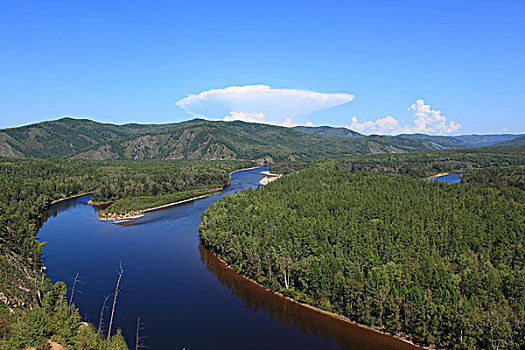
0, 118, 196, 159
200, 146, 525, 349
394, 133, 524, 149
496, 134, 525, 146
0, 118, 451, 162
293, 125, 363, 138
454, 134, 524, 148
295, 126, 524, 149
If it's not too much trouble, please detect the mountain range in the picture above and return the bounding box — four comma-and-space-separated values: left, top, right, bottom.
0, 118, 522, 162
295, 125, 522, 148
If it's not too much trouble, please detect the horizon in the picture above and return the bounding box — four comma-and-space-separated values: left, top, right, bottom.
1, 1, 524, 134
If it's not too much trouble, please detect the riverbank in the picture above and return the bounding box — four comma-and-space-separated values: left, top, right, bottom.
98, 166, 259, 221
99, 211, 145, 221
92, 166, 263, 222
204, 246, 427, 350
229, 165, 262, 175
88, 199, 113, 205
259, 171, 282, 185
98, 191, 218, 221
50, 192, 94, 205
424, 172, 450, 181
425, 170, 466, 181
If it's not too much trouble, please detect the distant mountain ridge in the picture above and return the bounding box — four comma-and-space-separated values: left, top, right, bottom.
0, 118, 430, 162
453, 134, 524, 147
494, 134, 525, 146
396, 133, 468, 150
295, 125, 523, 149
0, 118, 522, 162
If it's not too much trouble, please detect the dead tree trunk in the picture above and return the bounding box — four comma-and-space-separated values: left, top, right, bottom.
97, 294, 110, 335
69, 272, 79, 307
107, 263, 123, 345
135, 316, 146, 350
136, 316, 140, 350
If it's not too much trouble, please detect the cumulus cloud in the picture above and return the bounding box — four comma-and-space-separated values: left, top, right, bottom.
350, 115, 401, 134
349, 99, 460, 135
175, 85, 354, 127
408, 99, 460, 133
221, 111, 265, 124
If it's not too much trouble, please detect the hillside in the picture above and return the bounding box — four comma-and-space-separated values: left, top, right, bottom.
293, 125, 363, 138
0, 118, 432, 162
452, 134, 523, 148
396, 133, 468, 150
495, 134, 525, 146
294, 126, 524, 150
0, 118, 200, 159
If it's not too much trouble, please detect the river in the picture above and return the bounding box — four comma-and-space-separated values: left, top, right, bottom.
427, 172, 463, 184
38, 167, 419, 350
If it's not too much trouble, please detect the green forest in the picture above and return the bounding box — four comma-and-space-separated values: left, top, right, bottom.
0, 117, 455, 161
200, 146, 525, 349
1, 145, 524, 348
0, 158, 250, 348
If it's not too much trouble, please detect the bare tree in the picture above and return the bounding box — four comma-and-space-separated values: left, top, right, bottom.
97, 294, 110, 335
68, 272, 84, 307
107, 263, 124, 345
135, 316, 147, 350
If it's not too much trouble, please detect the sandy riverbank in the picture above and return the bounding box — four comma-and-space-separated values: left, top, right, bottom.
99, 211, 145, 221
259, 170, 282, 185
88, 199, 113, 205
229, 165, 262, 175
204, 247, 427, 350
424, 172, 450, 181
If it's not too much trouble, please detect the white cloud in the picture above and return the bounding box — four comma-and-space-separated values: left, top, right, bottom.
350, 115, 401, 134
408, 99, 460, 134
218, 112, 309, 128
282, 118, 295, 127
175, 84, 355, 127
221, 111, 265, 124
348, 99, 461, 135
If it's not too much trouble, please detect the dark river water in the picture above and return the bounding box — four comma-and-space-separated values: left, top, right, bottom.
38, 167, 419, 350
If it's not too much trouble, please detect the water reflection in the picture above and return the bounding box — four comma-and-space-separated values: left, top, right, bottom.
199, 244, 419, 350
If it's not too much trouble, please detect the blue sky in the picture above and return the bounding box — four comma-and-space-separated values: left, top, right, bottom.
1, 0, 523, 134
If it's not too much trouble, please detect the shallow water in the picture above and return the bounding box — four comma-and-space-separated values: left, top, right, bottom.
38, 167, 419, 350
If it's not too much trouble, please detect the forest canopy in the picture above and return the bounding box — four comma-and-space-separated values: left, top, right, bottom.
200, 146, 525, 349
